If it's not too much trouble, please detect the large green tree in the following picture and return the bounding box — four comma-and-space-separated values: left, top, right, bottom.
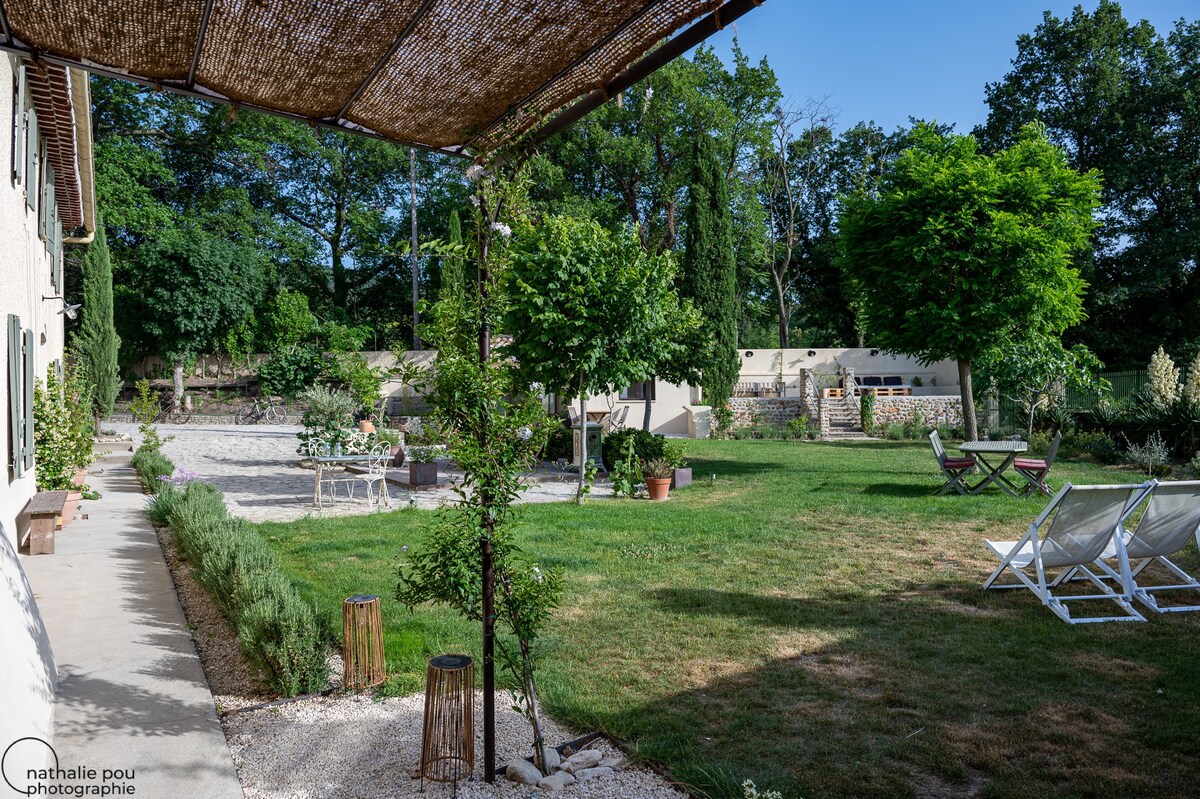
118, 228, 266, 406
978, 1, 1200, 367
503, 216, 691, 502
681, 133, 741, 428
75, 222, 121, 424
841, 123, 1100, 441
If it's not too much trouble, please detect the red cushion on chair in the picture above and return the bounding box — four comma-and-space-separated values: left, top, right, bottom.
1014, 458, 1047, 470
943, 457, 975, 469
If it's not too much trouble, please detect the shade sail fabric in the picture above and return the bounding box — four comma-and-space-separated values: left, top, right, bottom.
0, 0, 744, 153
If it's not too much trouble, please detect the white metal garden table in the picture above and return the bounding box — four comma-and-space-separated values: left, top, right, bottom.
958, 440, 1028, 498
312, 453, 375, 508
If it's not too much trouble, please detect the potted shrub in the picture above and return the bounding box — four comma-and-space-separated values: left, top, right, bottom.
407, 444, 443, 486
375, 428, 406, 466
664, 440, 690, 489
643, 459, 672, 501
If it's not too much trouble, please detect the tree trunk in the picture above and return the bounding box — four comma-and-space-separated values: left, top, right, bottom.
643, 382, 652, 432
771, 270, 789, 349
521, 640, 548, 775
577, 384, 587, 505
959, 359, 978, 442
172, 361, 185, 412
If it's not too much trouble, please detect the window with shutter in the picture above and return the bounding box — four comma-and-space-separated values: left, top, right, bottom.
11, 63, 24, 186
24, 105, 36, 212
7, 315, 23, 479
22, 328, 34, 472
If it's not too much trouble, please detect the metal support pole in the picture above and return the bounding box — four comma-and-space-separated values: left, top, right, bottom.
411, 148, 421, 350
477, 182, 495, 782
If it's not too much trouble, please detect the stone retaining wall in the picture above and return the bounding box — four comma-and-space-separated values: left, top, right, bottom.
728, 397, 815, 428
870, 396, 962, 429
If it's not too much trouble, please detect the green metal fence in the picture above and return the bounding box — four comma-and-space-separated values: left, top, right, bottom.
989, 369, 1149, 435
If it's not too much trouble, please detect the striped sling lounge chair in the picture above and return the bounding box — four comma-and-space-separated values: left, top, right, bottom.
983, 482, 1155, 624
1086, 480, 1200, 613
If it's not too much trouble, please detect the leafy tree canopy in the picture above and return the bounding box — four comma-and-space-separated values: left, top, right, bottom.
841, 122, 1100, 439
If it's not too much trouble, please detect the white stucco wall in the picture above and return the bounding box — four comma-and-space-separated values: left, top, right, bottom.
736, 348, 960, 396
0, 53, 65, 783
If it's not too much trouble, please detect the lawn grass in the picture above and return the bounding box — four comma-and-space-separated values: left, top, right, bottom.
253, 440, 1200, 799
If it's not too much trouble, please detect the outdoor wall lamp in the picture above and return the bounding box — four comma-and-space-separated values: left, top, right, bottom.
43, 295, 81, 320
870, 349, 879, 356
807, 350, 816, 357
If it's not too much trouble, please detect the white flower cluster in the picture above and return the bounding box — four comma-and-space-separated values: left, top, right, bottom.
531, 565, 544, 584
516, 426, 533, 441
1148, 345, 1180, 410
490, 221, 512, 238
464, 163, 486, 182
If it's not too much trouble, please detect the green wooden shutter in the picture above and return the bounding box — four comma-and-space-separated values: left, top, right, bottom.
12, 63, 24, 185
22, 327, 34, 472
52, 208, 62, 292
40, 158, 53, 240
24, 106, 36, 211
7, 315, 22, 478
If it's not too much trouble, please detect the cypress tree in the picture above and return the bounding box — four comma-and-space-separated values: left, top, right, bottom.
681, 133, 740, 429
76, 222, 121, 425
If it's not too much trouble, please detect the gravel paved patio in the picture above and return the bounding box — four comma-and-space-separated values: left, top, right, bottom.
108, 423, 610, 522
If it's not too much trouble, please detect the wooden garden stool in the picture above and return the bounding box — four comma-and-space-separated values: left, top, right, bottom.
420, 654, 475, 787
341, 595, 386, 690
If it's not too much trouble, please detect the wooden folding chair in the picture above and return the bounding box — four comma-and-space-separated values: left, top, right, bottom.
929, 430, 977, 496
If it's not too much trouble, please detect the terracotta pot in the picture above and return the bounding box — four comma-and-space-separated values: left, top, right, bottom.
391, 445, 406, 467
409, 461, 438, 486
358, 420, 376, 433
645, 477, 671, 501
61, 490, 82, 527
670, 467, 692, 490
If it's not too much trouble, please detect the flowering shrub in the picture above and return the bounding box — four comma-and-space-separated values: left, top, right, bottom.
1149, 346, 1180, 410
405, 444, 446, 463
156, 468, 200, 487
32, 366, 94, 491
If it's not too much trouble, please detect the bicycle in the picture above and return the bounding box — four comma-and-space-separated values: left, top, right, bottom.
153, 394, 192, 425
237, 396, 288, 425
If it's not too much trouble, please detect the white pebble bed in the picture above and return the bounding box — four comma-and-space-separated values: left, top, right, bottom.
223, 692, 689, 799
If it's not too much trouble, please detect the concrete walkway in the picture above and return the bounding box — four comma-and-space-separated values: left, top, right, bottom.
21, 465, 244, 799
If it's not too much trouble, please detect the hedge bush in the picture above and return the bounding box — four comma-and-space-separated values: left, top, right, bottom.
602, 428, 666, 471
132, 447, 174, 493
158, 480, 330, 696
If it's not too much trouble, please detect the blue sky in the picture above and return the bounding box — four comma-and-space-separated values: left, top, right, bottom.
701, 1, 1197, 134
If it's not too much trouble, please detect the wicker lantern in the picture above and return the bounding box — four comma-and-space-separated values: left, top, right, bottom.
420, 654, 475, 786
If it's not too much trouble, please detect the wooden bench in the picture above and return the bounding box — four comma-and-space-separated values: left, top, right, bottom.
21, 490, 68, 555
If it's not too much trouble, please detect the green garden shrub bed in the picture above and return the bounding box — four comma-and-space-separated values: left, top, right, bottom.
147, 477, 331, 696
131, 446, 175, 492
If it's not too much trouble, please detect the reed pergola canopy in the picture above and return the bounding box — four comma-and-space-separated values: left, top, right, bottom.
0, 0, 763, 155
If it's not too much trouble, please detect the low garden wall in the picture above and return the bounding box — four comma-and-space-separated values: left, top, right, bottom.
728, 397, 815, 428
872, 396, 962, 429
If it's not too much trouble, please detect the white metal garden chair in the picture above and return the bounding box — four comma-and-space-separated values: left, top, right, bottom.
304, 436, 350, 503
352, 442, 393, 508
1080, 480, 1200, 613
983, 481, 1155, 623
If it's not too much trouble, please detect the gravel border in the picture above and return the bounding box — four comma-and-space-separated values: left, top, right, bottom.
156, 525, 689, 798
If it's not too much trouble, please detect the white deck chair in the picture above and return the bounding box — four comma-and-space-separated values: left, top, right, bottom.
983, 482, 1155, 623
1088, 480, 1200, 613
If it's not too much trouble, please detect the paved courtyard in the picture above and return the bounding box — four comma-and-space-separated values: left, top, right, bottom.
108, 423, 609, 522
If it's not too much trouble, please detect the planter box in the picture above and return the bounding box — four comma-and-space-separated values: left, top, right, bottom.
409, 461, 438, 486
671, 467, 692, 490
